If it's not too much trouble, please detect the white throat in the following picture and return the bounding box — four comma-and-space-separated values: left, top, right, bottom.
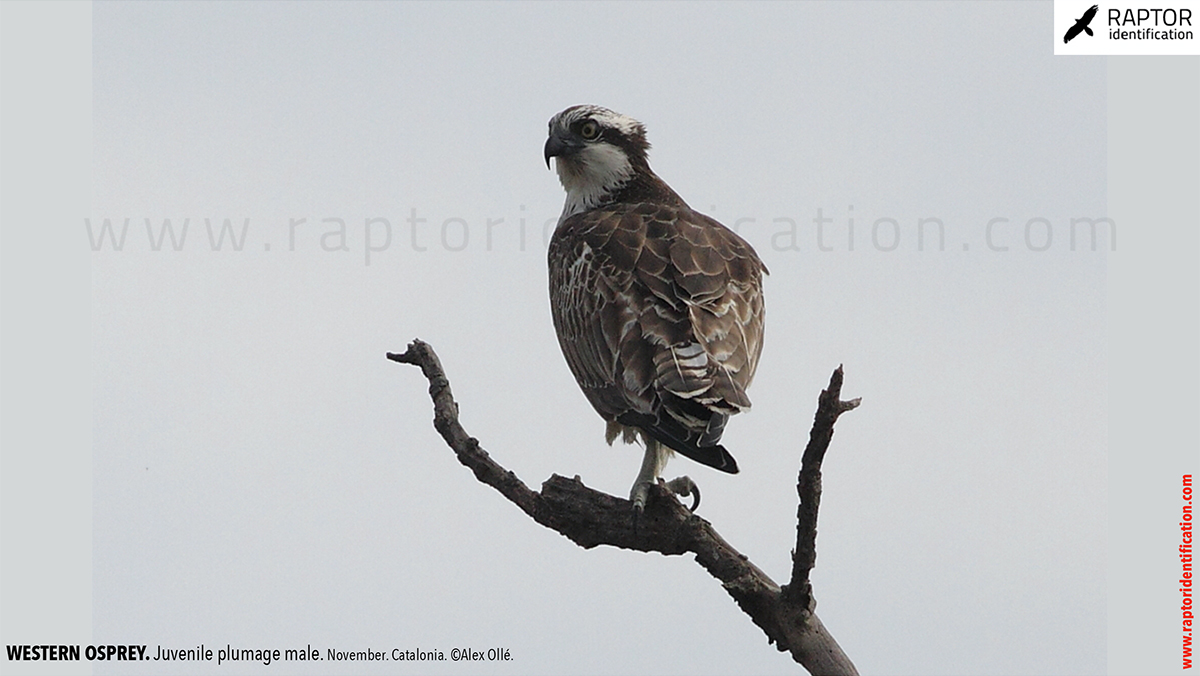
555, 144, 634, 224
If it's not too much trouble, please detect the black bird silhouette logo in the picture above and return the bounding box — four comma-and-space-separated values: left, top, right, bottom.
1064, 4, 1099, 43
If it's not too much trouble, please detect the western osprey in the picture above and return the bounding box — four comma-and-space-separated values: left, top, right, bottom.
544, 105, 766, 511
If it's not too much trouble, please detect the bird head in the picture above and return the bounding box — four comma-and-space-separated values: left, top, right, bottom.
545, 105, 652, 217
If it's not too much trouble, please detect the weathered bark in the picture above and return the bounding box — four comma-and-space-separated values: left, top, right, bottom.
389, 339, 860, 675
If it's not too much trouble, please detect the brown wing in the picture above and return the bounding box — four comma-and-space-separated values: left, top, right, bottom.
548, 202, 766, 467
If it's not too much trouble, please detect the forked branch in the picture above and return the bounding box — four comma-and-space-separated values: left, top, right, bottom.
388, 339, 860, 675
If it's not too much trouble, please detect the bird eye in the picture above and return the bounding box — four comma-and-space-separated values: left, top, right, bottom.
579, 121, 600, 140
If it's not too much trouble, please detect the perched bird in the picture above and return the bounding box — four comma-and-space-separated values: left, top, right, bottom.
1064, 4, 1098, 43
544, 105, 766, 511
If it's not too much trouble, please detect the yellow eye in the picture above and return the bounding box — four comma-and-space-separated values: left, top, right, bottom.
579, 121, 600, 140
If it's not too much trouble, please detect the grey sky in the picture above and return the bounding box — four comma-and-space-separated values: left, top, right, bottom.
81, 2, 1118, 674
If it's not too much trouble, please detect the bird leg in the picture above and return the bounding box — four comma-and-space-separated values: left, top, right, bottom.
629, 439, 701, 512
629, 439, 665, 511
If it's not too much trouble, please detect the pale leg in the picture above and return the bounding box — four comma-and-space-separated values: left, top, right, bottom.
629, 439, 701, 511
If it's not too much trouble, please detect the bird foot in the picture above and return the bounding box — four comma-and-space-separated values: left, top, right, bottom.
629, 476, 701, 512
630, 480, 654, 512
665, 476, 700, 512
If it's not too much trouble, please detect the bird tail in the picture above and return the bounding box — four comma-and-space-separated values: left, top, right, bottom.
616, 410, 739, 474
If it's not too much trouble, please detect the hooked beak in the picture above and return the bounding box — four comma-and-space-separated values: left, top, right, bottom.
544, 129, 581, 169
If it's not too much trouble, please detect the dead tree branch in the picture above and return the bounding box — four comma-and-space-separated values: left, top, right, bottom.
388, 339, 860, 675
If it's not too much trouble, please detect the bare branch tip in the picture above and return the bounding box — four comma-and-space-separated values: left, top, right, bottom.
386, 339, 431, 366
827, 366, 845, 390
